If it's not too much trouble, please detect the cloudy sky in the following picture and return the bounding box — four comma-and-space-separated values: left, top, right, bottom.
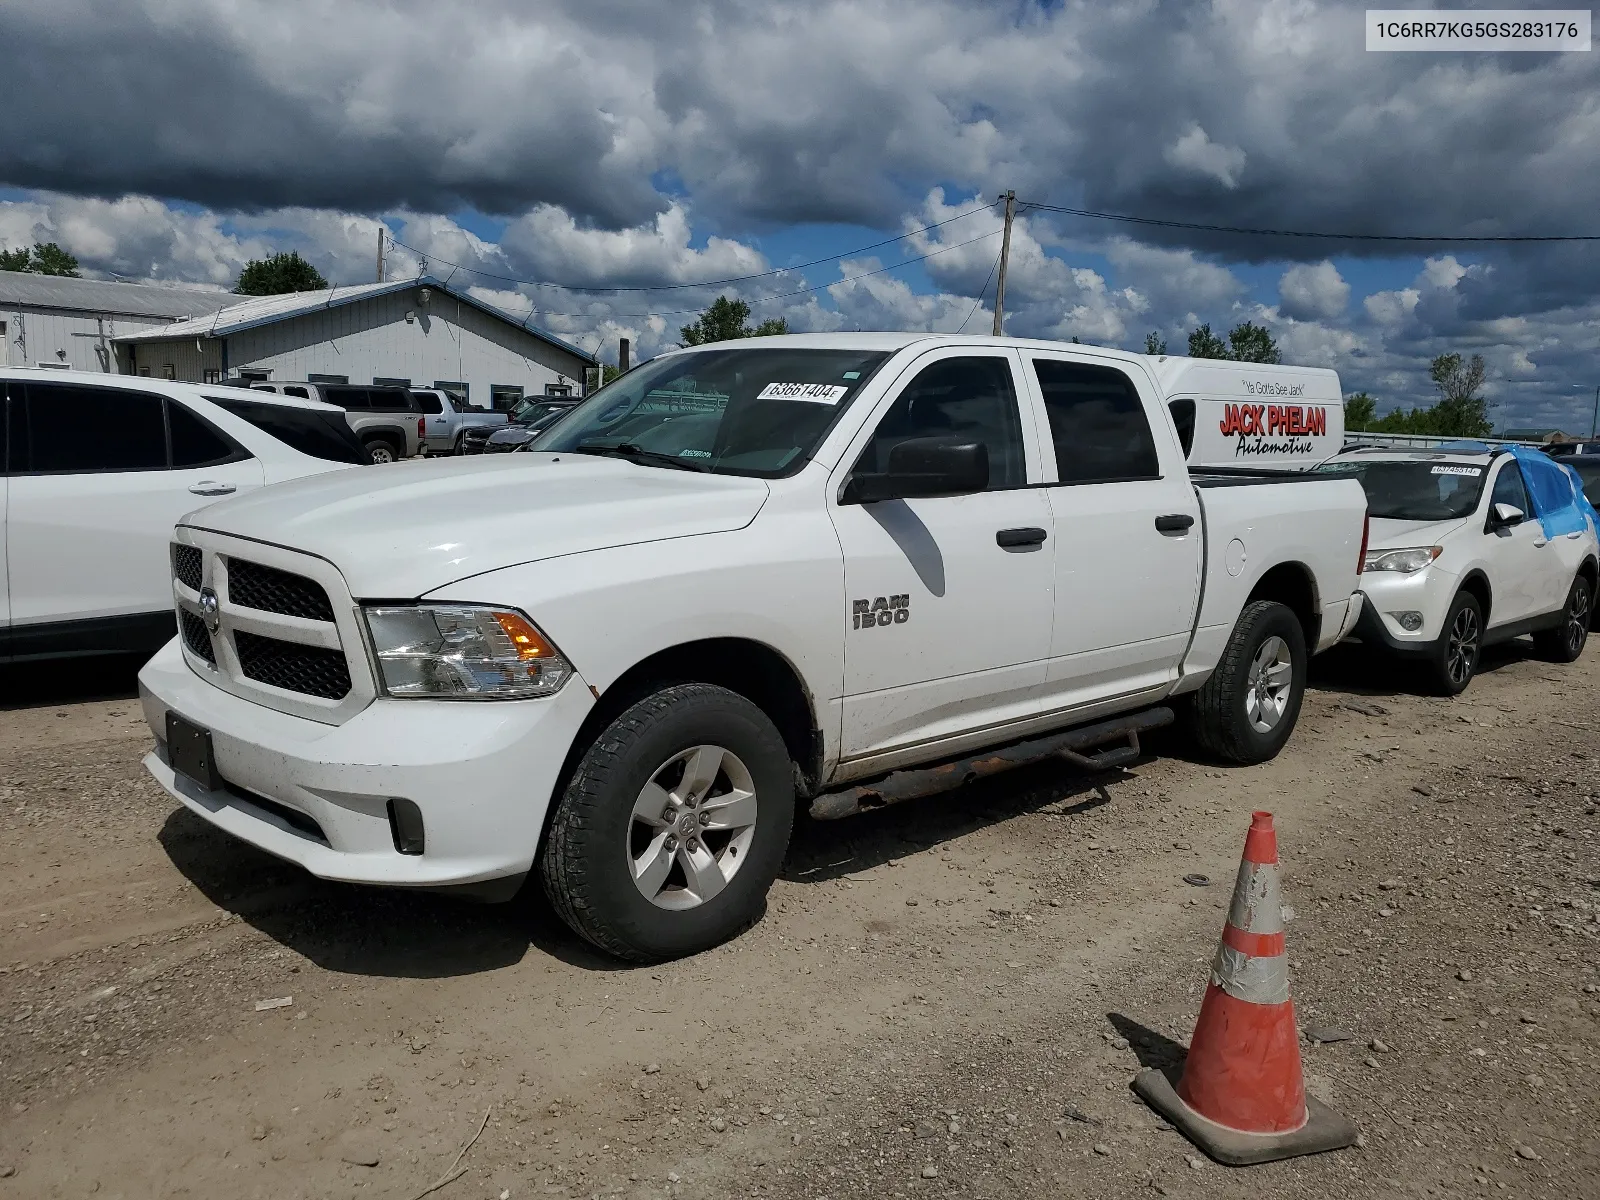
3, 0, 1599, 427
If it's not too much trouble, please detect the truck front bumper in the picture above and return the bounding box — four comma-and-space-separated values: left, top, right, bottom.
137, 637, 595, 891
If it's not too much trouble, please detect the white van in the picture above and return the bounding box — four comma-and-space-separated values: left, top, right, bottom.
1148, 357, 1344, 471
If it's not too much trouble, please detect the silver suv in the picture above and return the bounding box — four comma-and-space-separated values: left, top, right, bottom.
249, 382, 422, 464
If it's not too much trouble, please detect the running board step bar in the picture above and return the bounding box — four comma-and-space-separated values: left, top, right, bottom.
809, 706, 1174, 821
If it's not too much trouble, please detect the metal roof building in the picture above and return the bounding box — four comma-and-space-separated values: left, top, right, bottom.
0, 271, 232, 372
114, 276, 597, 407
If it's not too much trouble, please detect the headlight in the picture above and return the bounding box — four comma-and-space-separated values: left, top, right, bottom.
362, 604, 573, 699
1362, 546, 1442, 574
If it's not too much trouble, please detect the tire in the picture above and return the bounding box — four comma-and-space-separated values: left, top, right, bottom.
1425, 590, 1482, 696
364, 438, 398, 464
1186, 600, 1307, 765
1533, 574, 1591, 663
540, 683, 795, 963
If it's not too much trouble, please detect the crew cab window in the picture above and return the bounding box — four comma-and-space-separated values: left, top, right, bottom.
16, 383, 168, 473
283, 386, 310, 399
415, 392, 444, 414
168, 400, 246, 468
1490, 462, 1530, 513
1032, 360, 1160, 484
368, 388, 420, 412
207, 396, 369, 464
1167, 399, 1197, 458
323, 386, 369, 410
858, 356, 1025, 489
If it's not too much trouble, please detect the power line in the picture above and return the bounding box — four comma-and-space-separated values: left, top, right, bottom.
499, 228, 1004, 325
1017, 199, 1600, 243
957, 246, 1003, 334
384, 201, 998, 295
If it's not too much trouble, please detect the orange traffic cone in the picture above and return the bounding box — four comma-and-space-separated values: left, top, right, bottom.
1132, 812, 1358, 1165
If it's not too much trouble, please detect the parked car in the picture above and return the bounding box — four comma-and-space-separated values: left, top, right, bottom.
1551, 453, 1600, 507
411, 388, 507, 455
459, 396, 579, 454
0, 367, 364, 662
249, 382, 422, 464
137, 333, 1369, 962
1318, 446, 1599, 694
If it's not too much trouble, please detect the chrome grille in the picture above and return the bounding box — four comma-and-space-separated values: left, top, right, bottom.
173, 543, 203, 591
234, 631, 352, 699
178, 608, 215, 664
226, 558, 336, 622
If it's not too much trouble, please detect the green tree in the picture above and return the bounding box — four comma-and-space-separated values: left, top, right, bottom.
0, 241, 80, 276
1143, 331, 1167, 355
586, 363, 625, 391
1187, 323, 1229, 359
1427, 352, 1491, 437
1343, 391, 1377, 432
235, 251, 328, 295
1227, 320, 1281, 364
679, 295, 789, 346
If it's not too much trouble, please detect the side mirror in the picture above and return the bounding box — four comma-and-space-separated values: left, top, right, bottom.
1491, 502, 1525, 528
843, 436, 989, 504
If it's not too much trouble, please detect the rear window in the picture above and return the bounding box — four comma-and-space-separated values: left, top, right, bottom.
369, 388, 420, 413
207, 397, 368, 465
321, 386, 369, 410
415, 392, 444, 414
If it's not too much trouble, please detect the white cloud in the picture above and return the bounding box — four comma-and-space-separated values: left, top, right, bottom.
1278, 261, 1350, 322
1163, 125, 1247, 189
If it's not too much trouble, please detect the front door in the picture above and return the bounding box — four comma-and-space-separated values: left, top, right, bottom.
829, 350, 1055, 761
6, 381, 264, 642
1482, 460, 1548, 626
1025, 353, 1203, 709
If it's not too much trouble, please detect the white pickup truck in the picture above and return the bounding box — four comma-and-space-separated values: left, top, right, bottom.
138, 335, 1369, 962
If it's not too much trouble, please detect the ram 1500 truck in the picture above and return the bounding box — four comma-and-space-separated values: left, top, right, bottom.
138, 335, 1369, 962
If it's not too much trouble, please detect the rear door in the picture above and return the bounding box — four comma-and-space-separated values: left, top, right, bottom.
1026, 353, 1203, 710
5, 382, 263, 647
829, 348, 1056, 761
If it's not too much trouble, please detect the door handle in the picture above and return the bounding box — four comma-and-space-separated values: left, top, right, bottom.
1155, 513, 1195, 534
996, 526, 1048, 548
188, 482, 237, 496
1567, 531, 1583, 539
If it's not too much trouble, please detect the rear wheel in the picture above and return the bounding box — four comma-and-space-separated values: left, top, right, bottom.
1186, 600, 1307, 764
1426, 591, 1482, 696
540, 683, 795, 962
364, 438, 397, 464
1533, 574, 1591, 663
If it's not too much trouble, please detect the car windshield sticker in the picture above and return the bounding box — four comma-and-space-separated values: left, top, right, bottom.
756, 382, 850, 404
1431, 465, 1483, 476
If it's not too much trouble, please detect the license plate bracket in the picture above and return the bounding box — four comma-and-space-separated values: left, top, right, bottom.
166, 712, 222, 792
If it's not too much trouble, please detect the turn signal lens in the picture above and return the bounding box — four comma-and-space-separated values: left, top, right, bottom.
363, 604, 573, 699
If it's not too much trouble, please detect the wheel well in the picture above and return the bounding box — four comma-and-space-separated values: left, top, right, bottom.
1457, 570, 1492, 622
1580, 557, 1598, 591
1247, 563, 1319, 647
582, 639, 822, 793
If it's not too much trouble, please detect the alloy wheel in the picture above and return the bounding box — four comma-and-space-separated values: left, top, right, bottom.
1446, 605, 1480, 687
1568, 580, 1591, 655
1244, 635, 1294, 734
628, 745, 759, 911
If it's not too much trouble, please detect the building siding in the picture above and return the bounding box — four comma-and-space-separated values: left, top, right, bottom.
1, 305, 177, 372
138, 287, 595, 404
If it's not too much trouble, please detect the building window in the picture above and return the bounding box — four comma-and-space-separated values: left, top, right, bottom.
138, 367, 152, 377
236, 369, 271, 384
202, 368, 222, 384
161, 363, 177, 381
373, 376, 411, 388
307, 373, 348, 385
489, 385, 523, 411
544, 383, 573, 397
433, 380, 468, 405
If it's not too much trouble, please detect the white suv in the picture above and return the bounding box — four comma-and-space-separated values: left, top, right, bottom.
1, 369, 366, 662
1320, 447, 1598, 693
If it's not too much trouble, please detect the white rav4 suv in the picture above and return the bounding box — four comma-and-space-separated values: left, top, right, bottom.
1319, 447, 1599, 694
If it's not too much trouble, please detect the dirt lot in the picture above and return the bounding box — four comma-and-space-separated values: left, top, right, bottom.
1, 644, 1597, 1200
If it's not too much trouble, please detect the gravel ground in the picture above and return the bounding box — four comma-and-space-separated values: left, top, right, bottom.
0, 643, 1596, 1199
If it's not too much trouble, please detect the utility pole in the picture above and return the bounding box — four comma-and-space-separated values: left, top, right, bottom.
991, 190, 1016, 337
619, 337, 630, 373
1591, 384, 1598, 440
376, 227, 386, 283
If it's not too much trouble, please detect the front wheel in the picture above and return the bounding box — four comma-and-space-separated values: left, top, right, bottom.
1185, 600, 1307, 765
1426, 591, 1482, 696
541, 683, 795, 962
1533, 574, 1591, 663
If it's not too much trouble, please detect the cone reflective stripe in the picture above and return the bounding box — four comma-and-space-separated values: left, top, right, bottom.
1177, 812, 1306, 1134
1131, 811, 1357, 1165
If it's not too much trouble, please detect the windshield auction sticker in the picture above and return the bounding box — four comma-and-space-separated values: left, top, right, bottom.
757, 382, 850, 404
1367, 10, 1590, 51
1432, 465, 1483, 476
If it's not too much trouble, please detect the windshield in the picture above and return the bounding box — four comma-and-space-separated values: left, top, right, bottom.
533, 347, 890, 476
1315, 459, 1487, 520
510, 398, 569, 424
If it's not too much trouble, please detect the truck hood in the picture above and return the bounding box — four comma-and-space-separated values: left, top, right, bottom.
181, 453, 771, 597
1367, 515, 1467, 550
